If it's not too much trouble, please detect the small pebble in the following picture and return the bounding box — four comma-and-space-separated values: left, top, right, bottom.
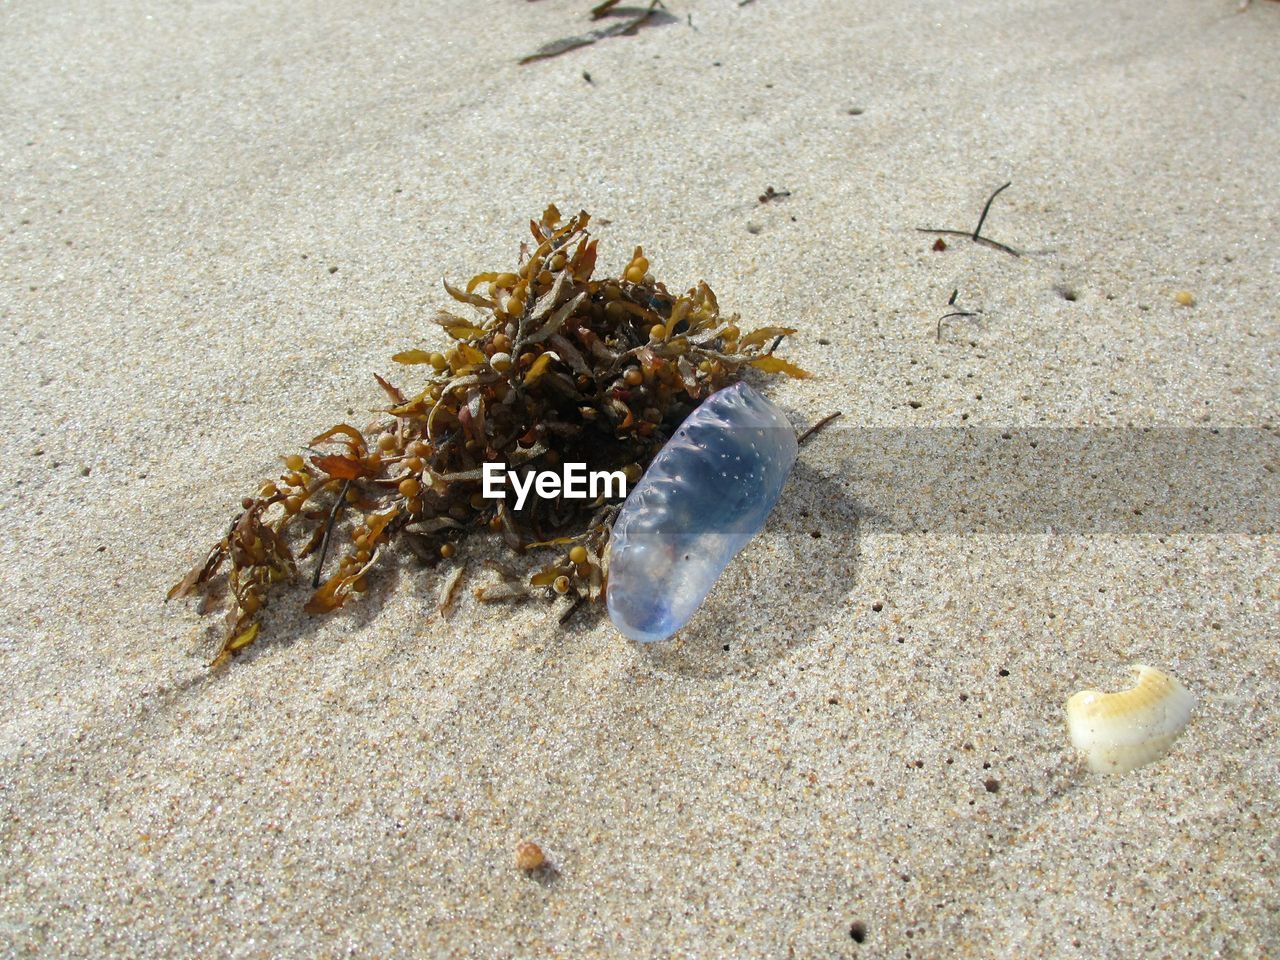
515, 840, 545, 872
1174, 290, 1196, 307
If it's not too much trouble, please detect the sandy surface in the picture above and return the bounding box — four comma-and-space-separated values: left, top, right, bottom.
2, 0, 1278, 956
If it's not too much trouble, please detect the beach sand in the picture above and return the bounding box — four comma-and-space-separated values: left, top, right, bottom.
1, 0, 1277, 956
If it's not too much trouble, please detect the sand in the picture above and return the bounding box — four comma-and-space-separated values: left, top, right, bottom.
1, 0, 1277, 956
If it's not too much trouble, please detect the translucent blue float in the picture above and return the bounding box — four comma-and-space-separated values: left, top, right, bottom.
606, 381, 798, 643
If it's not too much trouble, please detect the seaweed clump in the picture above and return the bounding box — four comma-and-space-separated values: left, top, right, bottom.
169, 205, 809, 666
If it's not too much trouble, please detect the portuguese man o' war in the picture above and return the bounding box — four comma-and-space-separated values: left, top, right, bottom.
606, 381, 798, 643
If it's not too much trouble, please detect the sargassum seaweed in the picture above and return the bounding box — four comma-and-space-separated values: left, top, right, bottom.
169, 205, 810, 666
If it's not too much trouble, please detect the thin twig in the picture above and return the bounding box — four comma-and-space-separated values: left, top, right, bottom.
558, 596, 585, 624
936, 310, 979, 342
798, 411, 842, 446
972, 181, 1011, 240
916, 181, 1021, 257
312, 480, 351, 588
915, 228, 1021, 258
519, 0, 665, 64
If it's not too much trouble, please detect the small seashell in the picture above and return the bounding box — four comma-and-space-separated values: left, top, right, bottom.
515, 840, 546, 872
1065, 664, 1195, 774
606, 381, 797, 643
436, 564, 465, 618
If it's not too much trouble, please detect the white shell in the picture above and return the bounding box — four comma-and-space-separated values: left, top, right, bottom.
1065, 664, 1195, 774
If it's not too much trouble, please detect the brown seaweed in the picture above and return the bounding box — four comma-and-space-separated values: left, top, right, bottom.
169, 206, 809, 667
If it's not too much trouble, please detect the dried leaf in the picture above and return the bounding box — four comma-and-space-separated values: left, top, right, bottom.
434, 310, 488, 340
676, 355, 699, 394
406, 517, 465, 535
748, 355, 812, 378
738, 326, 797, 349
388, 388, 430, 416
526, 291, 587, 345
437, 565, 465, 617
312, 454, 371, 481
570, 237, 598, 281
305, 571, 353, 614
464, 271, 503, 294
392, 349, 436, 365
227, 621, 259, 653
436, 466, 486, 483
452, 344, 488, 369
444, 278, 495, 309
374, 373, 406, 404
309, 424, 368, 454
528, 270, 569, 324
296, 519, 330, 561
530, 568, 561, 587
523, 352, 556, 384
545, 335, 590, 378
167, 544, 224, 601
525, 537, 578, 549
365, 506, 400, 544
167, 567, 203, 602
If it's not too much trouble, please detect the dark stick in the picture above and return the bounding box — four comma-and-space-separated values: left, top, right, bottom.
915, 228, 1021, 258
971, 236, 1020, 257
972, 181, 1011, 241
767, 334, 786, 354
936, 310, 979, 342
312, 480, 351, 588
558, 596, 584, 625
798, 411, 842, 446
915, 181, 1021, 257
